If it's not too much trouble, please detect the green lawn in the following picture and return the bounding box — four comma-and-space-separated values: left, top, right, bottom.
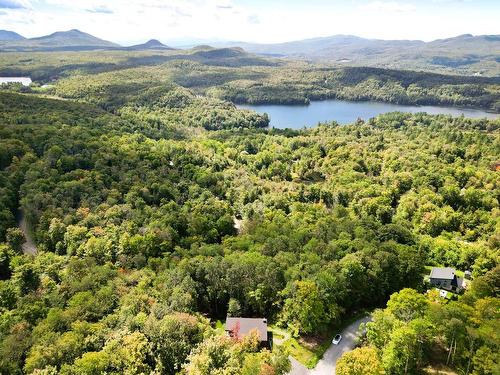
269, 325, 320, 368
283, 338, 319, 368
273, 332, 285, 340
268, 325, 290, 345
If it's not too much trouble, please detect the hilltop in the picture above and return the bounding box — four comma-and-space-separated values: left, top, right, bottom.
0, 30, 25, 41
0, 29, 118, 51
221, 34, 500, 76
125, 39, 174, 51
0, 30, 498, 75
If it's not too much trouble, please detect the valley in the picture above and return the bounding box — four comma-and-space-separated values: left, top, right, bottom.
0, 18, 498, 375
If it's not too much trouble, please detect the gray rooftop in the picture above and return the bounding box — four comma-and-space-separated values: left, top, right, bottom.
225, 317, 268, 341
430, 267, 455, 280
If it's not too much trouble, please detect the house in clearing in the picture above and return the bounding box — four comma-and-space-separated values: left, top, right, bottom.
429, 267, 465, 293
225, 317, 272, 349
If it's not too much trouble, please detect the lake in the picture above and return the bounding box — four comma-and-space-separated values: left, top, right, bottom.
0, 77, 32, 86
238, 99, 499, 129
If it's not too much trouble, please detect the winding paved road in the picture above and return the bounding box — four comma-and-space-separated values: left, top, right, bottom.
288, 316, 371, 375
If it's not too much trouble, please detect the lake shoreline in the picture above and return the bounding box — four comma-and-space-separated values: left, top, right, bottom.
237, 98, 499, 129
235, 97, 500, 115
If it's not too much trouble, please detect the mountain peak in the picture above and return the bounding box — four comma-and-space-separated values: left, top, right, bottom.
0, 30, 26, 41
5, 29, 119, 51
126, 39, 173, 50
45, 29, 87, 37
143, 39, 166, 47
66, 29, 87, 35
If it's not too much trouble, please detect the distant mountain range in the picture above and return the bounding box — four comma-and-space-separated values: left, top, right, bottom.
220, 34, 500, 76
0, 29, 173, 52
221, 35, 424, 57
1, 29, 498, 76
0, 29, 118, 51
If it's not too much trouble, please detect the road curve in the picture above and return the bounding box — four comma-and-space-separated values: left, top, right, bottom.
288, 315, 371, 375
288, 356, 309, 375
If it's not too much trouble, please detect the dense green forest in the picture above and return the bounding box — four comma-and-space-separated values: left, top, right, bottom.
0, 47, 498, 375
0, 83, 499, 374
1, 48, 499, 111
337, 269, 499, 375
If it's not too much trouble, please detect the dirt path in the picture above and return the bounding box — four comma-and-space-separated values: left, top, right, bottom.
17, 210, 37, 255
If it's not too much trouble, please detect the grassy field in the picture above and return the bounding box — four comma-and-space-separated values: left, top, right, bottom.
283, 338, 319, 368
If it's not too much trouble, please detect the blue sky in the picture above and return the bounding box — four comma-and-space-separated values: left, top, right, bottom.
0, 0, 498, 45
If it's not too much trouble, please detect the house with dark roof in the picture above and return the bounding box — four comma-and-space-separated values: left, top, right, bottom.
429, 267, 464, 293
225, 317, 272, 348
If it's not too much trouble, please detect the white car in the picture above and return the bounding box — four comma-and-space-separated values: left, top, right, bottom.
332, 334, 342, 345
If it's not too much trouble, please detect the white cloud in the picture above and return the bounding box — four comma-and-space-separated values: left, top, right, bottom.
86, 5, 113, 14
431, 0, 470, 3
247, 14, 260, 24
0, 0, 30, 9
1, 0, 497, 44
359, 1, 417, 13
7, 0, 259, 44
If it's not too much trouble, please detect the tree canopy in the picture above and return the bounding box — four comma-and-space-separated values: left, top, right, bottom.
0, 48, 498, 374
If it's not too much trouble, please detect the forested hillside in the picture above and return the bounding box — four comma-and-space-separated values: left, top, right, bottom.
1, 29, 498, 76
223, 34, 500, 76
1, 49, 499, 111
0, 87, 498, 373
